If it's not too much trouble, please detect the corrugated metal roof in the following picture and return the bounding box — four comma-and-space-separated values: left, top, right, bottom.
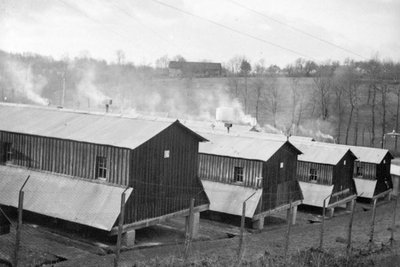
309, 141, 392, 164
293, 141, 353, 165
181, 120, 314, 142
0, 165, 132, 231
0, 103, 205, 149
201, 180, 262, 218
199, 132, 289, 161
343, 145, 390, 164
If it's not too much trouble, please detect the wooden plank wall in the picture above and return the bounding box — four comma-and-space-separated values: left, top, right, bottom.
261, 143, 302, 212
353, 162, 376, 179
0, 131, 130, 185
332, 153, 356, 195
125, 123, 209, 224
375, 154, 393, 195
198, 154, 263, 188
296, 161, 333, 185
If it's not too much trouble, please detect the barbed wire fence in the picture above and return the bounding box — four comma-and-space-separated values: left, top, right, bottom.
1, 181, 399, 266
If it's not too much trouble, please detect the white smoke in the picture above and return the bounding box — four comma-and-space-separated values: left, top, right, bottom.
264, 124, 283, 134
315, 130, 335, 142
4, 60, 49, 105
297, 119, 335, 142
76, 68, 109, 108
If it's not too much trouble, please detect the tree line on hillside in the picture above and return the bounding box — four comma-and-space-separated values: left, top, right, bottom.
0, 50, 400, 151
225, 56, 400, 152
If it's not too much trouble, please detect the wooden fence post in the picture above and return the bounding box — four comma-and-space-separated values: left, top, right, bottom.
236, 192, 256, 267
13, 175, 30, 267
369, 198, 378, 248
114, 189, 127, 267
347, 199, 356, 256
390, 196, 398, 245
319, 198, 327, 250
236, 201, 246, 267
284, 200, 293, 261
13, 191, 24, 267
184, 198, 195, 261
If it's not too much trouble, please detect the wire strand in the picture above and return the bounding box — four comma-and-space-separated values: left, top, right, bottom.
225, 0, 368, 60
150, 0, 315, 60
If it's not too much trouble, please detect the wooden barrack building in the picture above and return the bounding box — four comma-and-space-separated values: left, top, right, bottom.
0, 103, 209, 245
294, 142, 357, 216
348, 146, 392, 199
198, 132, 303, 229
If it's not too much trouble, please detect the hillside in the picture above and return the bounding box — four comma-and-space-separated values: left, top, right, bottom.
1, 50, 399, 153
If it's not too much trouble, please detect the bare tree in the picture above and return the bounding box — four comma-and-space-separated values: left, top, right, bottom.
227, 76, 240, 98
265, 75, 279, 127
360, 58, 381, 146
227, 55, 245, 75
333, 66, 350, 144
378, 83, 390, 148
290, 77, 300, 126
173, 55, 186, 62
313, 65, 335, 120
240, 59, 251, 113
155, 55, 170, 69
393, 63, 400, 150
394, 87, 400, 150
253, 59, 266, 76
253, 77, 265, 122
116, 50, 126, 65
342, 66, 361, 145
296, 96, 305, 129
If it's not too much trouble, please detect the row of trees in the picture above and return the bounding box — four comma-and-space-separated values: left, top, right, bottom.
225, 56, 400, 151
1, 49, 400, 151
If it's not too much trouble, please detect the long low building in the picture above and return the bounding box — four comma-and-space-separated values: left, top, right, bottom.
0, 103, 209, 245
304, 142, 394, 199
293, 142, 357, 215
198, 132, 303, 229
334, 145, 392, 199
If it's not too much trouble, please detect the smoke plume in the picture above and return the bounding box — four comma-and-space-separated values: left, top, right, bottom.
3, 60, 49, 105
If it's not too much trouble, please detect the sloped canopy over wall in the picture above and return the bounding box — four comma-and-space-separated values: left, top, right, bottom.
0, 165, 132, 231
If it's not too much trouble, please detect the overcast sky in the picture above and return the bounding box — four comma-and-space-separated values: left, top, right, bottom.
1, 0, 399, 67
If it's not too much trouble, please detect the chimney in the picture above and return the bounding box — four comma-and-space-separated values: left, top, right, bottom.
224, 123, 232, 133
105, 99, 112, 113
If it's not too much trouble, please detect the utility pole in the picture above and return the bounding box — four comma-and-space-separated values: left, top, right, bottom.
61, 72, 66, 107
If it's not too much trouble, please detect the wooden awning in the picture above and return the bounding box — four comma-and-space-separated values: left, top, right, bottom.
0, 165, 132, 231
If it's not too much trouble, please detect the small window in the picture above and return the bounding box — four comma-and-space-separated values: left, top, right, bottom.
309, 168, 317, 182
95, 156, 107, 179
164, 150, 170, 158
4, 143, 12, 162
234, 167, 244, 182
356, 166, 363, 176
383, 160, 386, 164
280, 162, 284, 168
343, 160, 346, 165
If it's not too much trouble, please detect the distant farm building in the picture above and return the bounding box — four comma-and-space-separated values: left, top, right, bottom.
0, 103, 209, 245
294, 142, 357, 216
168, 61, 222, 77
198, 133, 303, 229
